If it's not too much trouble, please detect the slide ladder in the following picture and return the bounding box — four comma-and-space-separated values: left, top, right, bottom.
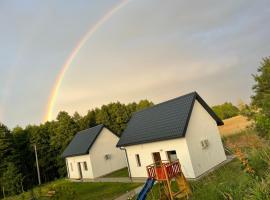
136, 178, 155, 200
174, 173, 191, 199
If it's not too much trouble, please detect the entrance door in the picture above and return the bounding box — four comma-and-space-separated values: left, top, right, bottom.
77, 163, 82, 179
152, 152, 162, 166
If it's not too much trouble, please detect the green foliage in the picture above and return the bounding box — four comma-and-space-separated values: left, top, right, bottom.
212, 102, 239, 119
1, 163, 23, 195
251, 57, 270, 138
249, 146, 270, 177
244, 172, 270, 200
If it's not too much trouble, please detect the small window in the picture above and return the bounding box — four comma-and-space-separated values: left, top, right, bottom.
167, 150, 178, 162
83, 162, 88, 171
70, 163, 73, 171
135, 154, 141, 167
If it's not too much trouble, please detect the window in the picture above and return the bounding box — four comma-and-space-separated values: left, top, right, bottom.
152, 152, 162, 166
83, 162, 88, 171
135, 154, 141, 167
167, 150, 178, 162
70, 163, 73, 171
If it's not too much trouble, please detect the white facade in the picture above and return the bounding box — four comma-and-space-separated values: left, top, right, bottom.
124, 100, 226, 179
66, 128, 126, 179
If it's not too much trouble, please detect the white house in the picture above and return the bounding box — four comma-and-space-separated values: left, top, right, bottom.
62, 125, 126, 179
117, 92, 226, 179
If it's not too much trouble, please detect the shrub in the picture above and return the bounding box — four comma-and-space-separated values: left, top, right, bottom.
212, 102, 239, 120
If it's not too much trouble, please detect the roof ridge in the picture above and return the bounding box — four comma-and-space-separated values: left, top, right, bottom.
134, 91, 197, 115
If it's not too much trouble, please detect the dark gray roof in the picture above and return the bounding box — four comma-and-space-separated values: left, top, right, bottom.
62, 124, 104, 158
117, 92, 223, 147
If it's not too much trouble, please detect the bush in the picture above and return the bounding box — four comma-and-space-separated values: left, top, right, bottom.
212, 102, 239, 120
254, 114, 270, 139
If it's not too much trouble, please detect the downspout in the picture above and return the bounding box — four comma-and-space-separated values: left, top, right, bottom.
120, 147, 132, 180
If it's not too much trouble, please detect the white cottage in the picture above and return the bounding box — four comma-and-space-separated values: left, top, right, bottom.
117, 92, 226, 179
62, 125, 126, 179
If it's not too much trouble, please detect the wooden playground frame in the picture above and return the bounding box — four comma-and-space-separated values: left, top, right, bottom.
146, 159, 191, 199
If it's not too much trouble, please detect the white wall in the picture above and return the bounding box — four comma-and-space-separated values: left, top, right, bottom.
185, 100, 226, 177
125, 138, 195, 178
90, 128, 127, 178
66, 154, 93, 179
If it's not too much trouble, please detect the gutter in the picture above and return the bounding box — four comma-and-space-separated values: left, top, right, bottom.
120, 147, 132, 180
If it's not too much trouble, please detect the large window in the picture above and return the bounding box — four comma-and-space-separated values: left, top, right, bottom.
135, 154, 141, 167
167, 150, 178, 162
83, 162, 88, 171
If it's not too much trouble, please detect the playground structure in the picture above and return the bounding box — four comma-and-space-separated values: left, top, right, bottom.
137, 160, 191, 200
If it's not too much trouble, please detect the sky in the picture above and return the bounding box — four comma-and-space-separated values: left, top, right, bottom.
0, 0, 270, 128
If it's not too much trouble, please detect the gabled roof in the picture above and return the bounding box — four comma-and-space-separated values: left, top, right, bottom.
117, 92, 223, 147
62, 124, 104, 158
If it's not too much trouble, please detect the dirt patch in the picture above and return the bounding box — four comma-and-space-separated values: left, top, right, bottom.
219, 115, 253, 136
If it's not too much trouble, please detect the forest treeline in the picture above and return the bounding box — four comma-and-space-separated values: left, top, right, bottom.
0, 100, 153, 197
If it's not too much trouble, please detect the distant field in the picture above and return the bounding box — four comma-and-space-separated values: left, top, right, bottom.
218, 115, 253, 136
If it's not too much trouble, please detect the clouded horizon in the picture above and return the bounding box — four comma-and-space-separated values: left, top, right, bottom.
1, 0, 270, 128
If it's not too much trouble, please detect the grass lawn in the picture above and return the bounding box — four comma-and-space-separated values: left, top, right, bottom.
103, 167, 129, 177
189, 160, 252, 200
7, 179, 141, 200
135, 160, 252, 200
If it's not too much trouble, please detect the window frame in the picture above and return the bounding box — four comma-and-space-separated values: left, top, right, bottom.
135, 154, 141, 167
166, 150, 178, 162
70, 163, 73, 171
83, 161, 88, 171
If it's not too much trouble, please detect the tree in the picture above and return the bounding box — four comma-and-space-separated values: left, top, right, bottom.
77, 110, 96, 130
1, 162, 23, 196
12, 126, 35, 190
136, 100, 154, 112
50, 111, 79, 176
251, 57, 270, 138
212, 102, 239, 119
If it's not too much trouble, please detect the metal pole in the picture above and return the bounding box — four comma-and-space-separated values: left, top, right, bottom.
2, 186, 5, 199
34, 144, 41, 185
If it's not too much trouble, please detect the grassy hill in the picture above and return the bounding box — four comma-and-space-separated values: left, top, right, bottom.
219, 115, 253, 136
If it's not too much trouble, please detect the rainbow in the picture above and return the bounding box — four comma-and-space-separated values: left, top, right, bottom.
44, 0, 129, 122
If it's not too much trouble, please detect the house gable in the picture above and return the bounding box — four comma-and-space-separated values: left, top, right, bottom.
62, 124, 104, 158
89, 128, 126, 178
185, 100, 226, 177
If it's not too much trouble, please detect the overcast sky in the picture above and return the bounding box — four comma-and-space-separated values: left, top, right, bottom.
0, 0, 270, 128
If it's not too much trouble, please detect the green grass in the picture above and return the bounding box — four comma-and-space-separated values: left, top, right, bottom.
103, 167, 129, 177
189, 160, 252, 200
135, 160, 252, 200
7, 179, 141, 200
